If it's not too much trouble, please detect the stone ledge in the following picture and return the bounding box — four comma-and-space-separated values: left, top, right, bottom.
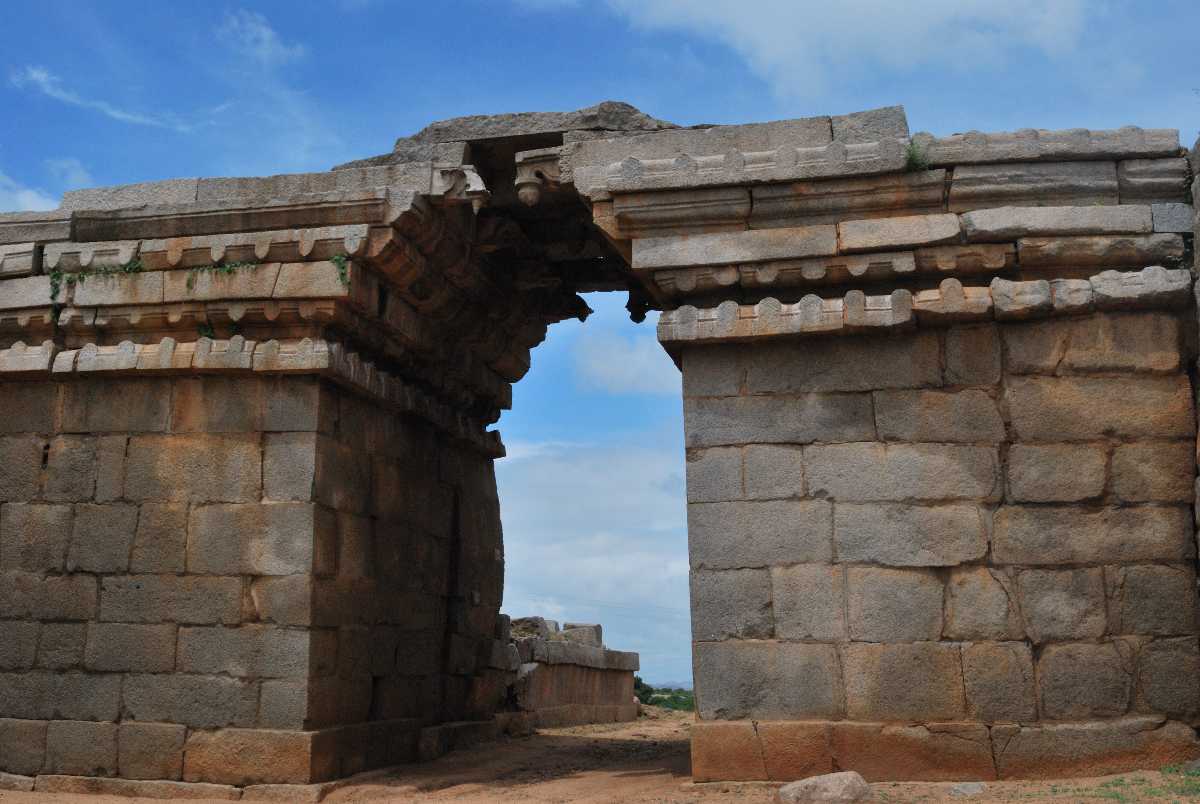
657, 266, 1190, 347
911, 127, 1181, 166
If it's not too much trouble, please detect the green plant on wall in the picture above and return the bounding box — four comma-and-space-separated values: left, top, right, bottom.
903, 140, 930, 172
49, 257, 144, 302
185, 261, 259, 291
330, 253, 350, 288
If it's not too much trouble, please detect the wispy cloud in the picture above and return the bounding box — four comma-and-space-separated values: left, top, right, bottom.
10, 65, 191, 131
45, 158, 93, 191
574, 327, 680, 395
217, 10, 307, 67
0, 171, 58, 212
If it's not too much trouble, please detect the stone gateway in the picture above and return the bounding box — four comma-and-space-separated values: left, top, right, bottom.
0, 101, 1196, 791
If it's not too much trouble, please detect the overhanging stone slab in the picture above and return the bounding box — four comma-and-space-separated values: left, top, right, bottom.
632, 226, 837, 270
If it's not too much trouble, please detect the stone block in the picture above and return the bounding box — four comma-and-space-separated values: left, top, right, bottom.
1051, 278, 1094, 313
680, 345, 742, 397
261, 377, 333, 434
756, 721, 834, 782
874, 389, 1004, 442
0, 436, 42, 503
1092, 265, 1190, 310
0, 622, 37, 670
1108, 564, 1199, 636
0, 243, 38, 278
991, 278, 1050, 320
842, 643, 965, 721
1152, 202, 1194, 232
993, 505, 1191, 565
944, 325, 1001, 387
1006, 444, 1107, 502
949, 161, 1118, 211
689, 721, 767, 782
0, 503, 71, 571
1038, 642, 1132, 719
1118, 157, 1190, 202
100, 575, 242, 625
994, 717, 1200, 778
188, 503, 316, 575
846, 567, 943, 641
805, 443, 999, 503
693, 641, 842, 719
44, 720, 118, 776
1016, 568, 1106, 643
42, 436, 96, 501
0, 276, 53, 310
1111, 441, 1193, 502
944, 568, 1024, 640
0, 572, 96, 621
682, 394, 875, 448
744, 331, 940, 393
118, 722, 185, 780
963, 642, 1036, 722
171, 377, 263, 433
37, 623, 84, 669
743, 445, 803, 500
1005, 376, 1194, 441
94, 435, 126, 502
0, 772, 32, 791
961, 204, 1152, 241
1019, 233, 1184, 269
690, 568, 772, 641
831, 722, 995, 782
314, 437, 371, 515
0, 718, 46, 776
67, 503, 138, 572
84, 622, 176, 672
688, 500, 832, 569
123, 674, 259, 729
837, 213, 960, 253
124, 434, 261, 503
685, 447, 742, 503
835, 503, 987, 567
1003, 313, 1182, 376
1137, 638, 1200, 718
183, 728, 334, 785
750, 170, 943, 228
177, 626, 318, 678
0, 671, 120, 721
262, 432, 318, 502
258, 679, 309, 729
60, 379, 171, 433
251, 575, 314, 626
35, 776, 241, 798
771, 564, 845, 641
633, 226, 837, 270
129, 503, 187, 573
0, 382, 57, 434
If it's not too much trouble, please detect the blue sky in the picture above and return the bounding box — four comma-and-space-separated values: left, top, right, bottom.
2, 0, 1197, 684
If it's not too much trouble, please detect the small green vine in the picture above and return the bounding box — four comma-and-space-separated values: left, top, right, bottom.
49, 257, 144, 302
185, 260, 259, 291
331, 254, 350, 288
197, 322, 216, 339
904, 140, 930, 172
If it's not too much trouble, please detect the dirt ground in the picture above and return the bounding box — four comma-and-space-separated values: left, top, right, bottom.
3, 709, 1200, 803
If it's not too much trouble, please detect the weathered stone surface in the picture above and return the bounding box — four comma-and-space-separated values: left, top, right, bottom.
994, 717, 1200, 778
949, 161, 1118, 211
1005, 376, 1194, 440
1002, 313, 1181, 375
944, 568, 1023, 640
1090, 265, 1190, 309
0, 503, 71, 572
962, 205, 1152, 241
177, 626, 318, 678
805, 443, 999, 503
690, 569, 773, 641
842, 643, 965, 721
873, 389, 1004, 442
750, 170, 944, 227
44, 720, 117, 776
834, 504, 988, 567
1019, 234, 1184, 269
846, 567, 943, 641
1017, 568, 1107, 643
994, 506, 1192, 564
0, 574, 97, 622
123, 675, 259, 729
1006, 444, 1107, 502
634, 226, 837, 270
743, 445, 803, 500
84, 622, 176, 672
838, 214, 960, 253
695, 641, 842, 720
42, 437, 96, 502
945, 325, 1000, 386
685, 447, 741, 503
830, 722, 995, 782
990, 278, 1050, 320
1152, 202, 1194, 232
118, 722, 186, 780
1137, 639, 1200, 718
683, 394, 876, 448
1038, 642, 1132, 719
35, 776, 241, 800
67, 503, 138, 573
746, 332, 940, 393
36, 623, 84, 670
188, 503, 316, 575
183, 728, 331, 786
963, 642, 1036, 722
124, 434, 261, 502
0, 622, 38, 670
1111, 441, 1193, 502
771, 564, 845, 641
100, 575, 242, 625
690, 721, 767, 782
913, 127, 1180, 166
777, 771, 872, 803
0, 210, 71, 246
0, 437, 42, 503
0, 718, 45, 775
1118, 158, 1190, 202
688, 500, 832, 568
756, 721, 834, 783
0, 276, 52, 310
129, 503, 187, 573
1108, 565, 1199, 636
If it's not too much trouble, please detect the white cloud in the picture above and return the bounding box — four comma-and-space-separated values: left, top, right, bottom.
573, 327, 680, 395
9, 65, 190, 131
0, 171, 58, 212
217, 10, 307, 67
45, 158, 93, 190
550, 0, 1091, 99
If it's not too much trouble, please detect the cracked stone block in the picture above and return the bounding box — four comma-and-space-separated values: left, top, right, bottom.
1038, 642, 1132, 719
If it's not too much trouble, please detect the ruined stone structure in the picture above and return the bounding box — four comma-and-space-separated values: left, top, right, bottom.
0, 101, 1196, 793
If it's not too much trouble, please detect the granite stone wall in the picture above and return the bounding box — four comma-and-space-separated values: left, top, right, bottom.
683, 311, 1200, 782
